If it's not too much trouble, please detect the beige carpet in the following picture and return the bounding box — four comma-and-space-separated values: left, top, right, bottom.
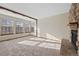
0, 36, 61, 56
0, 36, 77, 56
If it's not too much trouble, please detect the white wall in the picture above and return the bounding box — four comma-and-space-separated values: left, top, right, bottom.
38, 13, 71, 40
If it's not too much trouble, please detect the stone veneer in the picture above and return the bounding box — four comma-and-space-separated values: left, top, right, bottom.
69, 3, 79, 55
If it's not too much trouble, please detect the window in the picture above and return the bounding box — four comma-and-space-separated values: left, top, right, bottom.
1, 18, 13, 35
0, 14, 36, 35
24, 22, 30, 33
29, 22, 34, 33
16, 22, 24, 34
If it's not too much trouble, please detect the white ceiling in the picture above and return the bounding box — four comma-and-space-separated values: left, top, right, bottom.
0, 3, 71, 19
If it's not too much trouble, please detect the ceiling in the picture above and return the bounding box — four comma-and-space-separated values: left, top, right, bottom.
0, 3, 71, 19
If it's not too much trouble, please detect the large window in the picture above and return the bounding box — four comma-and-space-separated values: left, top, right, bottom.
24, 24, 29, 33
1, 18, 13, 35
16, 21, 24, 34
24, 21, 30, 33
24, 21, 35, 33
29, 22, 34, 33
0, 14, 36, 36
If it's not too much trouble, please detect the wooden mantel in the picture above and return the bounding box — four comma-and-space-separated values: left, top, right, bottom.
69, 22, 78, 24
